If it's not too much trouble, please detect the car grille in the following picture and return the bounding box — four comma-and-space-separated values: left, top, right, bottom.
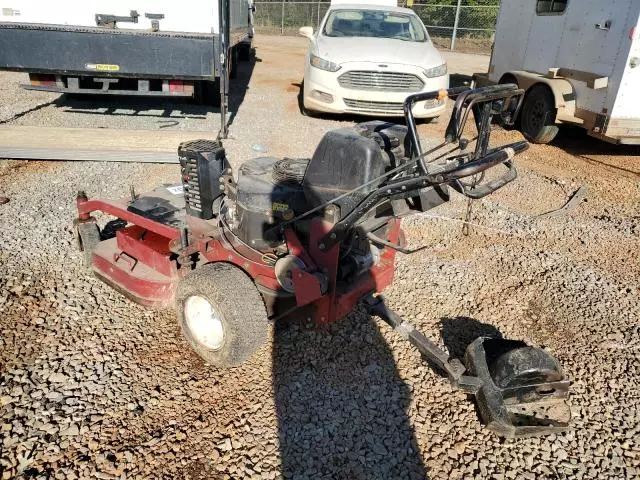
343, 98, 404, 113
338, 71, 425, 92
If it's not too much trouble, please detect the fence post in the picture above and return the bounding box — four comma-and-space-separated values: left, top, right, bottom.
281, 0, 285, 34
317, 0, 321, 29
451, 0, 463, 51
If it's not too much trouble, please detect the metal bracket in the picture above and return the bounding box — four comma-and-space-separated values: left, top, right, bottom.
145, 13, 164, 31
96, 10, 139, 27
364, 295, 466, 383
364, 295, 571, 437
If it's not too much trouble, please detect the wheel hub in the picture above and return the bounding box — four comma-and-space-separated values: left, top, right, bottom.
530, 100, 546, 127
184, 295, 225, 350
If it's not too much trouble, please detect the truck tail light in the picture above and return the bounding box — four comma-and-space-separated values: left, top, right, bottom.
29, 74, 56, 87
169, 80, 184, 93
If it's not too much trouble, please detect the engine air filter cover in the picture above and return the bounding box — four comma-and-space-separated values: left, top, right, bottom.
178, 139, 229, 220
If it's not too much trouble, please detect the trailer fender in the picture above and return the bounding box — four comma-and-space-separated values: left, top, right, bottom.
499, 71, 577, 121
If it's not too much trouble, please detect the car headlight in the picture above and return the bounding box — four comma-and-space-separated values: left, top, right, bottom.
424, 63, 447, 78
310, 54, 341, 72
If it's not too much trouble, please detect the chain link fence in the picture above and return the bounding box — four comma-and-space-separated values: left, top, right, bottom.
252, 0, 500, 54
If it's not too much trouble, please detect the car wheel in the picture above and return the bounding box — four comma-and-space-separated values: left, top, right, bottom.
301, 83, 319, 117
418, 116, 439, 125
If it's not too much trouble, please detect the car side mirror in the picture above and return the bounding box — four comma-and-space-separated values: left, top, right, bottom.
298, 26, 314, 39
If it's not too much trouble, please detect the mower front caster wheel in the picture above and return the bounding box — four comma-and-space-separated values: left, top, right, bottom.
76, 222, 101, 267
176, 263, 269, 368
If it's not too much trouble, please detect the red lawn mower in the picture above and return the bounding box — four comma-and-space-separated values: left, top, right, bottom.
74, 85, 571, 437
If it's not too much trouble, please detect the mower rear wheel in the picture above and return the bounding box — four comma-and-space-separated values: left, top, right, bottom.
176, 263, 268, 368
76, 222, 101, 267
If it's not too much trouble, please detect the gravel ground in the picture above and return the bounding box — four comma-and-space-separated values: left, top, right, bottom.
1, 35, 640, 479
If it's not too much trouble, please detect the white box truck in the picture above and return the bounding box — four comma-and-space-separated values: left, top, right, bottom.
475, 0, 640, 145
0, 0, 254, 104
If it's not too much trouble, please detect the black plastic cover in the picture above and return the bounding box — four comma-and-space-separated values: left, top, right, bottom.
354, 120, 414, 166
302, 128, 387, 214
234, 157, 309, 249
178, 140, 229, 220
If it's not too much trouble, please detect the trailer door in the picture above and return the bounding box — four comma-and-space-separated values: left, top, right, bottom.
608, 12, 640, 140
522, 0, 569, 74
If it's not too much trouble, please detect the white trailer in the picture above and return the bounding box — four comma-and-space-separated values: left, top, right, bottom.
0, 0, 254, 105
475, 0, 640, 145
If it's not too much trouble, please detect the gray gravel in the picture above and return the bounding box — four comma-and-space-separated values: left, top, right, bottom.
1, 35, 640, 479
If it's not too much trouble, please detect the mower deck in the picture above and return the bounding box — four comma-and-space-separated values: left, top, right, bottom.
76, 183, 401, 323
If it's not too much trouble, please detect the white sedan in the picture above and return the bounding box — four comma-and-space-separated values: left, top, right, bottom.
299, 3, 449, 120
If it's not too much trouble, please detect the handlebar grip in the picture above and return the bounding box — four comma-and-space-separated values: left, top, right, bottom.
438, 141, 527, 199
451, 161, 517, 199
443, 141, 526, 181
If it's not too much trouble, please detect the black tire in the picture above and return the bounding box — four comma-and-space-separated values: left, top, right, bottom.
497, 75, 520, 130
176, 263, 268, 368
491, 346, 563, 389
520, 85, 559, 144
418, 116, 439, 125
229, 48, 239, 80
300, 83, 320, 118
238, 42, 252, 62
76, 222, 101, 267
195, 79, 221, 107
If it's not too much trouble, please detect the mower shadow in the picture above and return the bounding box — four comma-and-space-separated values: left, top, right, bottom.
439, 316, 503, 359
272, 308, 429, 479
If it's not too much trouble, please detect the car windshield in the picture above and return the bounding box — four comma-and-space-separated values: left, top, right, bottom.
323, 9, 427, 42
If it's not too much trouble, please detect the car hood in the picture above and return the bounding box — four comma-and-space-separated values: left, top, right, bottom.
314, 36, 444, 68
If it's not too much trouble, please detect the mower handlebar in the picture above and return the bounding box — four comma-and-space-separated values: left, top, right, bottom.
403, 87, 470, 164
428, 141, 526, 199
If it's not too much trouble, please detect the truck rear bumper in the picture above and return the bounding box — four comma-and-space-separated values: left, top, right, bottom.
23, 74, 197, 97
0, 22, 219, 79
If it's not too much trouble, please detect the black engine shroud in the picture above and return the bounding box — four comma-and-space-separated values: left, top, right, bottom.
226, 121, 447, 249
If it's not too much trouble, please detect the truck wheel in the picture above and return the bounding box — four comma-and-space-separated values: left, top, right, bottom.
76, 222, 101, 267
230, 48, 239, 80
176, 263, 269, 368
238, 42, 252, 62
520, 85, 559, 144
195, 79, 221, 107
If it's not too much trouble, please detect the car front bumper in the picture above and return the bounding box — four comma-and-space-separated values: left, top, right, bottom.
304, 61, 449, 118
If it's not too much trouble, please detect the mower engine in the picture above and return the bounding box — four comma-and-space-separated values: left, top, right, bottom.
74, 85, 571, 437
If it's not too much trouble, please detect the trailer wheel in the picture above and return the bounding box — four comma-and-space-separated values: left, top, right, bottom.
520, 85, 559, 144
176, 263, 268, 368
76, 222, 101, 267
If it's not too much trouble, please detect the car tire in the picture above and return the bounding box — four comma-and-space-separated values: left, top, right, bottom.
176, 263, 269, 368
301, 85, 319, 117
520, 85, 559, 144
419, 116, 439, 125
